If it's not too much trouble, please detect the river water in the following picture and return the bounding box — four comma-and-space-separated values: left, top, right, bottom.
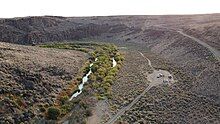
69, 62, 94, 101
69, 57, 117, 101
112, 58, 117, 67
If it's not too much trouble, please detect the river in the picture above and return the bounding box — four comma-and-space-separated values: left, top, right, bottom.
69, 57, 117, 101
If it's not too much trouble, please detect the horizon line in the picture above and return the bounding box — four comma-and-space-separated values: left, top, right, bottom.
1, 12, 220, 19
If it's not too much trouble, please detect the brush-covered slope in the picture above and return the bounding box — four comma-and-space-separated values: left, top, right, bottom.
0, 42, 86, 122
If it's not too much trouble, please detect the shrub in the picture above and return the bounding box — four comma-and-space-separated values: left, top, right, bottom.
91, 63, 99, 72
85, 109, 93, 116
39, 107, 46, 112
97, 95, 105, 100
83, 65, 90, 74
47, 107, 60, 120
89, 74, 96, 82
76, 77, 82, 81
60, 95, 69, 105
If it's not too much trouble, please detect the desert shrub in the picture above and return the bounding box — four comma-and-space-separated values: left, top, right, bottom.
39, 107, 46, 112
83, 65, 90, 74
85, 109, 93, 116
115, 54, 124, 62
97, 95, 105, 100
60, 95, 69, 105
79, 101, 89, 109
16, 98, 26, 107
77, 48, 89, 53
91, 63, 99, 72
108, 68, 118, 76
47, 107, 60, 120
40, 43, 91, 53
76, 77, 82, 81
97, 67, 107, 75
92, 83, 100, 88
104, 92, 112, 99
88, 74, 96, 82
60, 102, 73, 115
104, 78, 113, 85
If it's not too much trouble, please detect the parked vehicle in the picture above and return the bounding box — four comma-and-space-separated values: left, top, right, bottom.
168, 75, 172, 79
163, 79, 169, 83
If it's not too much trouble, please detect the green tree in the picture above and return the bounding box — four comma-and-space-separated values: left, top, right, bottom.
47, 107, 60, 120
60, 95, 69, 105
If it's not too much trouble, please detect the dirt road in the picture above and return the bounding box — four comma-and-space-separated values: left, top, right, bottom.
138, 51, 153, 69
106, 52, 174, 124
143, 19, 220, 61
177, 31, 220, 61
106, 85, 153, 124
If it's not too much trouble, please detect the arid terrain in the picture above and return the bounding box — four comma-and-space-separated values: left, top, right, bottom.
0, 14, 220, 123
0, 42, 86, 122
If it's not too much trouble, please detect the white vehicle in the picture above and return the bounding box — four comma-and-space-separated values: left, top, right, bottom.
163, 79, 169, 83
157, 73, 164, 78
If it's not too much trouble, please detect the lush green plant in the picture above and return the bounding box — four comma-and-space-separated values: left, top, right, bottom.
60, 95, 69, 105
39, 43, 92, 53
39, 107, 46, 112
47, 107, 60, 120
86, 43, 123, 99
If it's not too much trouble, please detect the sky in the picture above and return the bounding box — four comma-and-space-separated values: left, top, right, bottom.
1, 0, 220, 18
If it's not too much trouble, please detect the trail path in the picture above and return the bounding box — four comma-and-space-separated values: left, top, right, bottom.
143, 19, 220, 61
106, 52, 169, 124
106, 84, 153, 124
138, 51, 153, 69
177, 31, 220, 61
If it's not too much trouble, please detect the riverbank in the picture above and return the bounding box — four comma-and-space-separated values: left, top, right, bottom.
39, 42, 124, 123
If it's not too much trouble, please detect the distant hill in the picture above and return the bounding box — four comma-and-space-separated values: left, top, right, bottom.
0, 14, 220, 50
0, 16, 129, 44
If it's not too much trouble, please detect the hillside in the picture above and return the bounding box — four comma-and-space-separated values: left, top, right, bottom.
0, 42, 86, 122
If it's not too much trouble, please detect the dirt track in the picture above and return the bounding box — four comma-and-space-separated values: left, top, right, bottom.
143, 18, 220, 62
106, 52, 174, 124
106, 85, 153, 124
177, 31, 220, 61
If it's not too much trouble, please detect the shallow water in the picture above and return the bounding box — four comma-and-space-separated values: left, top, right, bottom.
69, 61, 94, 101
69, 57, 117, 101
112, 58, 117, 67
